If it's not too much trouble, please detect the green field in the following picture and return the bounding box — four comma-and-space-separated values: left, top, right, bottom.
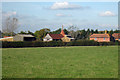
2, 46, 118, 78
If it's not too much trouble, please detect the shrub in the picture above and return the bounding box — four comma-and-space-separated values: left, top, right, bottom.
1, 40, 118, 48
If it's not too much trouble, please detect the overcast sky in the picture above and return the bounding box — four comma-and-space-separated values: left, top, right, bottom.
2, 2, 118, 32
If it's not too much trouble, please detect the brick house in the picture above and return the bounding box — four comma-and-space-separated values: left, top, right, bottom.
90, 30, 112, 42
90, 34, 111, 42
112, 33, 120, 41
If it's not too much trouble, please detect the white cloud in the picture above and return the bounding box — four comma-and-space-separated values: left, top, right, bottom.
51, 2, 86, 10
99, 11, 116, 17
56, 13, 65, 17
3, 11, 17, 17
63, 23, 73, 27
56, 13, 71, 17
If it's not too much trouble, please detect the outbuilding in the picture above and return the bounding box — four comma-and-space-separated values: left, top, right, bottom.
13, 34, 36, 41
112, 33, 120, 41
0, 36, 13, 41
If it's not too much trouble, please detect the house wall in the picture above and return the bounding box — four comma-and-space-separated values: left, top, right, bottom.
115, 39, 120, 41
43, 34, 53, 42
13, 36, 23, 41
90, 37, 110, 42
61, 36, 71, 42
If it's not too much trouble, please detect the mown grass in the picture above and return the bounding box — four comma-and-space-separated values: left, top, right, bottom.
2, 46, 118, 78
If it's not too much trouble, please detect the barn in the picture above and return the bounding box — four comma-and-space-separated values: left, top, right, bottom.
13, 34, 36, 41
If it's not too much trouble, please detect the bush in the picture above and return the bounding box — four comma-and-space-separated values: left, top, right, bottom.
1, 40, 119, 48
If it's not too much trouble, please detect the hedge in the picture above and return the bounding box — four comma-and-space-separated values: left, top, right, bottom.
1, 40, 119, 48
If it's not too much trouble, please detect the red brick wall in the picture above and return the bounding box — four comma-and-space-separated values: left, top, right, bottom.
90, 37, 110, 42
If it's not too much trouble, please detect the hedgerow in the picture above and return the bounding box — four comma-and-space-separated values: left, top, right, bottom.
1, 40, 119, 48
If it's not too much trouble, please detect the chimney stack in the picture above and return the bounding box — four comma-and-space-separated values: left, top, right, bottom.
60, 25, 65, 36
105, 30, 107, 34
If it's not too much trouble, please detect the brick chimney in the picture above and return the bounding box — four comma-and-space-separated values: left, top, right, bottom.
60, 25, 65, 36
105, 30, 107, 34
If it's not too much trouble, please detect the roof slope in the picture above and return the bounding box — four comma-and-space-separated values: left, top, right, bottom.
112, 33, 120, 39
49, 34, 64, 39
16, 34, 34, 37
90, 34, 110, 38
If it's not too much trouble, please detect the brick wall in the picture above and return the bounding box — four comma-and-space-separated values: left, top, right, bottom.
90, 37, 110, 42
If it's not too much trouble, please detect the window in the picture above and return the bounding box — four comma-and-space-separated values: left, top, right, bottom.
95, 38, 97, 40
103, 38, 105, 40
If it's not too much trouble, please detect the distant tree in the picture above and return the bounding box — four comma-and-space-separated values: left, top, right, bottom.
114, 29, 119, 33
94, 29, 98, 33
34, 28, 50, 41
98, 31, 104, 34
108, 30, 114, 35
68, 26, 79, 38
50, 28, 69, 35
81, 29, 86, 39
86, 29, 90, 39
64, 29, 69, 35
28, 30, 34, 36
50, 28, 61, 34
91, 29, 94, 34
0, 30, 2, 38
3, 17, 18, 36
19, 31, 27, 34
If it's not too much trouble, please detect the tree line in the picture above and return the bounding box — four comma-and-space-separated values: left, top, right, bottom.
1, 17, 120, 41
1, 27, 120, 41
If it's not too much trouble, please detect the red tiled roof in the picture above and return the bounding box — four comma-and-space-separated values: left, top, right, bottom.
49, 34, 64, 39
90, 34, 110, 38
4, 36, 12, 38
112, 33, 120, 39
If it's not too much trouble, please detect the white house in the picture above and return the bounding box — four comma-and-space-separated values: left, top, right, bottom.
43, 34, 64, 42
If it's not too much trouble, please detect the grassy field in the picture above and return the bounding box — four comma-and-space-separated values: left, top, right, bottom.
2, 46, 118, 78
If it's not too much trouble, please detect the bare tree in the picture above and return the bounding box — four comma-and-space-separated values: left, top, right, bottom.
68, 26, 79, 38
3, 17, 18, 36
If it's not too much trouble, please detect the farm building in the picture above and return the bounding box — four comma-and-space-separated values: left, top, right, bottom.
112, 33, 120, 41
43, 34, 64, 42
43, 25, 74, 42
90, 30, 112, 42
0, 36, 13, 41
13, 34, 36, 41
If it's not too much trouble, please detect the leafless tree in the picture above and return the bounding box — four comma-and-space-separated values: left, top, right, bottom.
68, 26, 79, 38
3, 17, 18, 36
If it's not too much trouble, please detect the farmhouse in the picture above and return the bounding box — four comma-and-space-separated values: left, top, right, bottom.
112, 33, 120, 41
43, 34, 64, 42
13, 34, 36, 41
43, 25, 74, 42
90, 30, 111, 42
